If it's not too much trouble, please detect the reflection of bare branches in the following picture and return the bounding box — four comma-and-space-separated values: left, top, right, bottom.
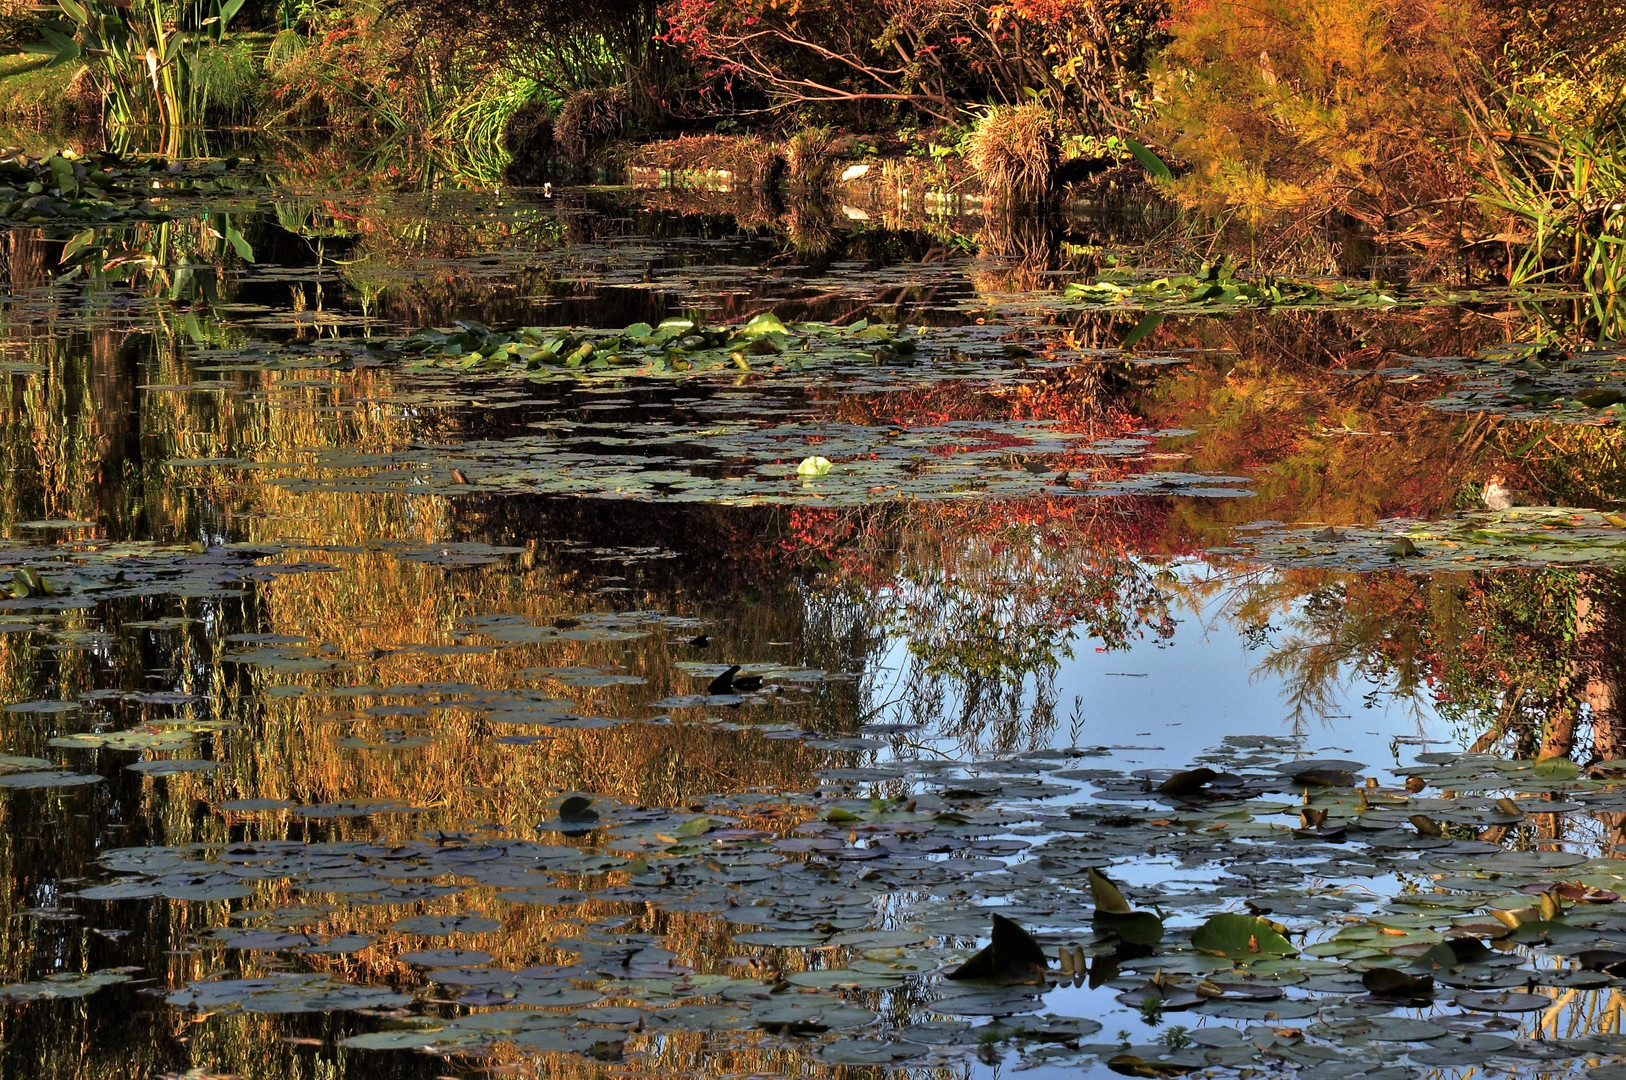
833, 518, 1176, 759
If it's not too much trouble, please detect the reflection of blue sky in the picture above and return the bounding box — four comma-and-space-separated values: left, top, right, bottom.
878, 561, 1465, 1080
870, 559, 1455, 781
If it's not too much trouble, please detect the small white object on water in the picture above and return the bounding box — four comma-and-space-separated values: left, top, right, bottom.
543, 182, 553, 199
841, 205, 869, 221
839, 164, 871, 182
1482, 474, 1534, 510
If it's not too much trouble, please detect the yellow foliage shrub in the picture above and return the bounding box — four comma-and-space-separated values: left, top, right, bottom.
1153, 0, 1494, 222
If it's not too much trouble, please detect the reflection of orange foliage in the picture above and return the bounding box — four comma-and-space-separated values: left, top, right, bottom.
1121, 309, 1528, 544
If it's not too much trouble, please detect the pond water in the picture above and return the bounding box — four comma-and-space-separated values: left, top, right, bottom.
3, 169, 1626, 1079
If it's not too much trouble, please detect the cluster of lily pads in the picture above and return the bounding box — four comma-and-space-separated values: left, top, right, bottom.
1066, 261, 1404, 311
0, 539, 338, 615
397, 314, 924, 381
18, 734, 1626, 1076
200, 412, 1247, 505
1216, 506, 1626, 572
1380, 342, 1626, 426
0, 150, 260, 225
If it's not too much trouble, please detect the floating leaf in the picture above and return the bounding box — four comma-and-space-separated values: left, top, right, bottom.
0, 770, 102, 790
1191, 914, 1296, 960
559, 796, 600, 824
1361, 967, 1434, 998
945, 914, 1048, 980
0, 971, 131, 1001
392, 914, 502, 936
1156, 767, 1216, 796
1533, 756, 1581, 781
1087, 867, 1132, 915
796, 456, 832, 478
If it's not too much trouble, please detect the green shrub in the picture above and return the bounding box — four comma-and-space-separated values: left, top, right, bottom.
192, 39, 261, 122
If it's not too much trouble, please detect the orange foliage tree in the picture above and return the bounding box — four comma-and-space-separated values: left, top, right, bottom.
1153, 0, 1495, 224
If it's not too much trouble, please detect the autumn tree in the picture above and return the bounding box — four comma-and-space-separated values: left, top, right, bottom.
660, 0, 1165, 127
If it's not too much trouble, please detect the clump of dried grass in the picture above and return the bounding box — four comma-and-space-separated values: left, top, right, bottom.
967, 105, 1059, 205
785, 126, 838, 188
631, 134, 783, 190
555, 87, 627, 161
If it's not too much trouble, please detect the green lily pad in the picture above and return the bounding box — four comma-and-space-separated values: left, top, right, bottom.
1191, 914, 1297, 960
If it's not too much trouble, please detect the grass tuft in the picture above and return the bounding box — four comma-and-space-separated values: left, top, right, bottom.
967, 105, 1058, 205
555, 87, 627, 161
785, 126, 836, 189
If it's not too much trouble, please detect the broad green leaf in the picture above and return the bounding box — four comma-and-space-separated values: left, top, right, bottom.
1533, 756, 1580, 781
1124, 139, 1173, 181
222, 221, 254, 262
60, 228, 96, 262
1191, 913, 1296, 960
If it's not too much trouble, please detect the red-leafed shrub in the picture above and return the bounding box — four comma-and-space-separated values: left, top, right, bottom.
265, 16, 432, 131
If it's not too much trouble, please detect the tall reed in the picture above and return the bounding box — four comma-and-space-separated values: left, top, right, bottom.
25, 0, 248, 153
1481, 96, 1626, 337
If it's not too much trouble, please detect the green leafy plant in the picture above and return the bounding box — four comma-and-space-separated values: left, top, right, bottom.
24, 0, 246, 152
1479, 97, 1625, 337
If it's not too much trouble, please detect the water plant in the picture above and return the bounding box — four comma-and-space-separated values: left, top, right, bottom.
1479, 97, 1625, 337
24, 0, 248, 153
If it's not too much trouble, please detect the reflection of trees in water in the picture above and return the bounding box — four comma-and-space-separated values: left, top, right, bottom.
1230, 568, 1460, 732
1130, 307, 1555, 542
1215, 564, 1626, 766
809, 509, 1177, 758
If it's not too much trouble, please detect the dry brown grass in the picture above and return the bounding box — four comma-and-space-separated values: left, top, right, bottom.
785, 126, 837, 188
555, 86, 627, 161
630, 133, 784, 190
967, 105, 1059, 205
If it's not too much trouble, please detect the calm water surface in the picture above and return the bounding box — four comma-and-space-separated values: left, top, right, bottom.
1, 178, 1623, 1079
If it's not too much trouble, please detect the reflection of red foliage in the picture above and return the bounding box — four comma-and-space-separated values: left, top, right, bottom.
772, 364, 1192, 605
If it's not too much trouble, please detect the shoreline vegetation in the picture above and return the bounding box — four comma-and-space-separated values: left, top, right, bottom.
0, 0, 1618, 323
